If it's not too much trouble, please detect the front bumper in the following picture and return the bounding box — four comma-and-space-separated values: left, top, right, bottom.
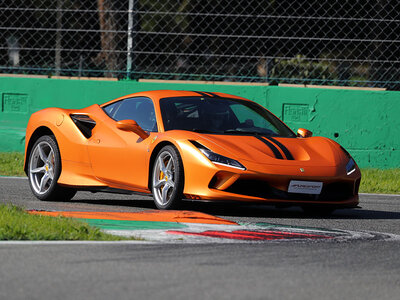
182, 156, 361, 208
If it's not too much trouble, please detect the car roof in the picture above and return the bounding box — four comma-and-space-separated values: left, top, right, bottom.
100, 90, 250, 107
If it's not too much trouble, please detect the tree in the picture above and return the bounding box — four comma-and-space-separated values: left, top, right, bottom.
95, 0, 118, 77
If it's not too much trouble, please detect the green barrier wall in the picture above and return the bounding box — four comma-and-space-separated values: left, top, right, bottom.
1, 76, 399, 168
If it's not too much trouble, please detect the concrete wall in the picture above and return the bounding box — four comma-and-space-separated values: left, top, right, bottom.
1, 76, 399, 168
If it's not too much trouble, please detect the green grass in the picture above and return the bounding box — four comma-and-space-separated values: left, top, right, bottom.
0, 152, 25, 176
0, 152, 398, 194
0, 204, 141, 241
359, 169, 400, 194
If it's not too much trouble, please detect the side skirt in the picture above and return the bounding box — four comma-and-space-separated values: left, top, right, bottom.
66, 185, 152, 197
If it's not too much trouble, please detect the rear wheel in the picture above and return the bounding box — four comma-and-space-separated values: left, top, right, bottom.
28, 135, 76, 201
151, 145, 184, 209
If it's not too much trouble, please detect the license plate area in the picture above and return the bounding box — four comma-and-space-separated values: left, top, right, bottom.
288, 180, 323, 195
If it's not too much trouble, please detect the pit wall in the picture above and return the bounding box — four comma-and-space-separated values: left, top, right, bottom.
0, 76, 399, 169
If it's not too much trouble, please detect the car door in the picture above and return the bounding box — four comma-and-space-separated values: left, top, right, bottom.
87, 97, 157, 191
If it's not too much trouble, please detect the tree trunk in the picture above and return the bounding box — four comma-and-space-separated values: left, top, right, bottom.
95, 0, 118, 77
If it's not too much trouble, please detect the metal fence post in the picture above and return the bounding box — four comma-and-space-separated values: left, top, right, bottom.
127, 0, 136, 80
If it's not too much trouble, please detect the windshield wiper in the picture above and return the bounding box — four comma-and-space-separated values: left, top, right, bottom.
224, 129, 259, 135
190, 129, 218, 134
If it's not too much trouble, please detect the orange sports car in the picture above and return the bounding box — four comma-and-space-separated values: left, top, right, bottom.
24, 90, 361, 213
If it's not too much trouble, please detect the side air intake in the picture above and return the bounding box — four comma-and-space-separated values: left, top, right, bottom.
70, 114, 96, 138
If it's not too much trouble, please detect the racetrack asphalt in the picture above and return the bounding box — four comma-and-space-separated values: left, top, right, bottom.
0, 177, 399, 300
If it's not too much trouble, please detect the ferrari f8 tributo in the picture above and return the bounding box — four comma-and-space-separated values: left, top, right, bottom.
25, 90, 361, 213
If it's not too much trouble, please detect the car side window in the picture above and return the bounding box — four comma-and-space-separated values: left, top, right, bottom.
112, 97, 157, 132
103, 101, 121, 118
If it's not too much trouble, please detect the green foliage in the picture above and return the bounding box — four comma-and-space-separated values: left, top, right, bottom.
140, 0, 190, 32
0, 152, 25, 177
270, 55, 337, 83
359, 169, 400, 194
0, 204, 140, 241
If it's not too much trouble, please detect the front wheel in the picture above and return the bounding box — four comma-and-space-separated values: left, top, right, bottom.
151, 145, 184, 209
28, 135, 76, 201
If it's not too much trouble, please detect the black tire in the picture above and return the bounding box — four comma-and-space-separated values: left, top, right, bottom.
151, 145, 184, 209
28, 135, 76, 201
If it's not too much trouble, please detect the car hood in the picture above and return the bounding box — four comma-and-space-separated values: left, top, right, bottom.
192, 133, 344, 167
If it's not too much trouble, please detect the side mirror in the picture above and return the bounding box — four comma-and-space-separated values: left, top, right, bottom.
116, 119, 149, 140
297, 128, 313, 138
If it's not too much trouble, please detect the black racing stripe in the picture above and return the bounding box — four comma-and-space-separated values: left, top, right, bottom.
192, 91, 211, 97
206, 92, 222, 98
255, 136, 283, 159
266, 137, 294, 160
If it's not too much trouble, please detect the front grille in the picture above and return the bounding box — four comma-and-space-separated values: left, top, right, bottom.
224, 179, 354, 202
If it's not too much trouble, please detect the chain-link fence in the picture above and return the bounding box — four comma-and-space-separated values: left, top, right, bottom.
1, 1, 399, 89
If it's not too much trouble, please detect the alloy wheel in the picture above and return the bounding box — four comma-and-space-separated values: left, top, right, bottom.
29, 141, 56, 195
152, 150, 176, 206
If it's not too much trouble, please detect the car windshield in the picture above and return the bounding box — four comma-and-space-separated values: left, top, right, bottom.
160, 97, 296, 137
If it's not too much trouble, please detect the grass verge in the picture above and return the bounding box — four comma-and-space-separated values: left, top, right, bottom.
360, 169, 400, 194
0, 204, 142, 241
0, 152, 398, 194
0, 152, 25, 176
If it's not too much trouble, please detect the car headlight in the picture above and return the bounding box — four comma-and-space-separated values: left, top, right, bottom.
341, 146, 356, 175
199, 148, 246, 170
346, 158, 356, 175
189, 140, 246, 170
